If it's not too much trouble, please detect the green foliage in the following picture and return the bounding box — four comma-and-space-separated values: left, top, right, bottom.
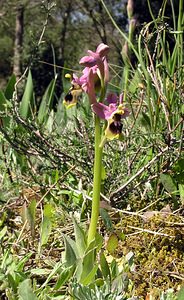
71, 280, 127, 300
63, 219, 102, 285
27, 199, 37, 237
160, 173, 177, 199
39, 203, 55, 250
0, 249, 32, 299
18, 279, 38, 300
0, 226, 7, 241
37, 75, 57, 125
177, 286, 184, 300
20, 70, 35, 119
0, 90, 11, 128
5, 74, 16, 100
106, 233, 119, 254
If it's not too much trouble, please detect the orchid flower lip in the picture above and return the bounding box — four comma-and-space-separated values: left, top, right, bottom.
65, 92, 73, 102
63, 82, 83, 108
105, 119, 123, 140
63, 90, 77, 108
92, 91, 130, 140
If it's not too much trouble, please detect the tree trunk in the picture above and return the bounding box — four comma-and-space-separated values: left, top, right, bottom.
60, 1, 72, 65
13, 4, 24, 80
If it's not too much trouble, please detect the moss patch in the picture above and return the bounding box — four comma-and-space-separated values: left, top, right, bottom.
112, 212, 184, 298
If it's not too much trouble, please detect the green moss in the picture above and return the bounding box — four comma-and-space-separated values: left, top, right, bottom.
113, 213, 184, 298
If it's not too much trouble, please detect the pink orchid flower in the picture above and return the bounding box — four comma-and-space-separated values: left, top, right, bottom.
79, 43, 109, 84
63, 43, 110, 107
92, 93, 130, 140
71, 66, 98, 104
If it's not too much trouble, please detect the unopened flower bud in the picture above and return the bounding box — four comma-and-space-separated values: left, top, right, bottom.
129, 17, 137, 32
129, 17, 137, 41
127, 0, 134, 19
121, 41, 129, 64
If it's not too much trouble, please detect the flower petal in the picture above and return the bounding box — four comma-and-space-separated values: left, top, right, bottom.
87, 50, 100, 60
79, 55, 98, 67
103, 57, 109, 83
106, 93, 118, 104
96, 43, 110, 57
84, 68, 97, 104
92, 102, 114, 119
121, 107, 130, 118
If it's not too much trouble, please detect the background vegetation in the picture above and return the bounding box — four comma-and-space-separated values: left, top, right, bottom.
0, 0, 183, 299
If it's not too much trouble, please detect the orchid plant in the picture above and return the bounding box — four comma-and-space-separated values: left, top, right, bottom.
64, 43, 129, 245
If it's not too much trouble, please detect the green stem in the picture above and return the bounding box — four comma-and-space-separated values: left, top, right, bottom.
87, 115, 103, 245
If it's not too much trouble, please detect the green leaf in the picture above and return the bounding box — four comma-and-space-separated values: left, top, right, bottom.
80, 248, 95, 283
86, 232, 103, 253
73, 218, 87, 257
41, 261, 62, 288
78, 234, 102, 284
144, 148, 153, 165
179, 184, 184, 204
75, 259, 83, 281
110, 259, 119, 279
128, 70, 141, 94
39, 203, 55, 248
160, 173, 177, 194
37, 75, 57, 124
17, 252, 33, 271
40, 216, 52, 247
0, 91, 10, 128
4, 74, 16, 100
106, 233, 119, 254
20, 70, 35, 119
177, 286, 184, 300
100, 252, 111, 280
43, 203, 54, 219
126, 251, 134, 270
7, 274, 17, 294
0, 91, 7, 111
80, 264, 98, 285
46, 109, 55, 132
55, 101, 68, 130
100, 208, 113, 231
54, 266, 73, 290
18, 279, 38, 300
63, 235, 77, 267
30, 268, 51, 276
27, 199, 36, 237
141, 112, 151, 129
0, 226, 7, 240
